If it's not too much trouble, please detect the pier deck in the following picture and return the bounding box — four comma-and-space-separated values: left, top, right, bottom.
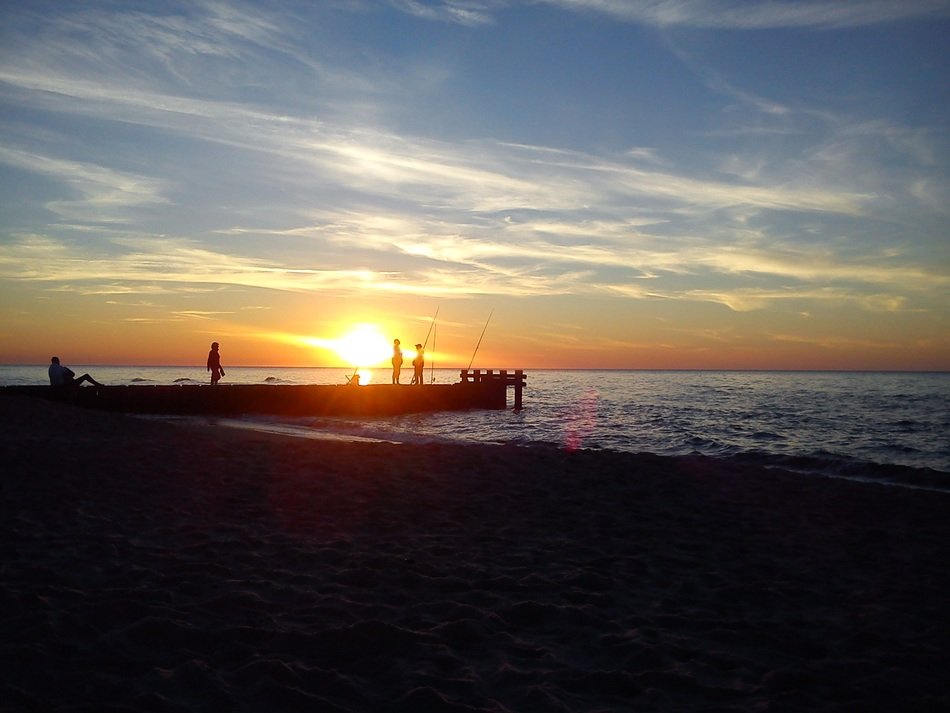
2, 369, 527, 417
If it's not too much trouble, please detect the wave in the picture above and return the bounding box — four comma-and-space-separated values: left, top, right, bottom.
729, 450, 950, 492
225, 415, 950, 494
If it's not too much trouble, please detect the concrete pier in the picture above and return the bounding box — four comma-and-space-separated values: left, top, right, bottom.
2, 370, 527, 417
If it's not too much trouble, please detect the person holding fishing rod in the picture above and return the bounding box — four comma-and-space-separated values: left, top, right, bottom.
409, 306, 439, 385
410, 343, 424, 385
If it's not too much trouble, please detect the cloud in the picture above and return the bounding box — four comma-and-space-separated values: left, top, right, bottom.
538, 0, 950, 30
770, 331, 909, 351
387, 0, 496, 25
0, 234, 374, 293
1, 0, 945, 327
0, 146, 168, 222
0, 64, 878, 221
698, 245, 948, 291
382, 0, 950, 29
682, 287, 909, 313
0, 1, 902, 227
172, 310, 236, 320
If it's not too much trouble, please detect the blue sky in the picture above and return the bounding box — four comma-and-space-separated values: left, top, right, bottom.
0, 0, 948, 369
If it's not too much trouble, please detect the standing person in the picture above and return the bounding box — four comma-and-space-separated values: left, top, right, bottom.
411, 343, 424, 385
48, 356, 102, 387
391, 338, 403, 384
207, 342, 225, 385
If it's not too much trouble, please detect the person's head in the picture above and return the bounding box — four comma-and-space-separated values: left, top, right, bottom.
211, 342, 219, 350
415, 343, 423, 350
51, 356, 60, 364
394, 339, 400, 345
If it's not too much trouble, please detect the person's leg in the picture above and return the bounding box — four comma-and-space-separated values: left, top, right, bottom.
74, 374, 102, 386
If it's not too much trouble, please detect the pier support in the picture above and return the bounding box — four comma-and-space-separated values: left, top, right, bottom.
459, 369, 527, 410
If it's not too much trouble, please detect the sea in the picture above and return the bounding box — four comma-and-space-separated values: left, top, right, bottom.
3, 365, 948, 491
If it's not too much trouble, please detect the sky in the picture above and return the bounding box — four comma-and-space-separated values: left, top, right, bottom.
1, 0, 948, 371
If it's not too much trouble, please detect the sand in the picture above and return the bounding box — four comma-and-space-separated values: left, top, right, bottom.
1, 394, 948, 712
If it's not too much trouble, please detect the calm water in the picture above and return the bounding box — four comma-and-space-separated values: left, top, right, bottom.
3, 366, 948, 489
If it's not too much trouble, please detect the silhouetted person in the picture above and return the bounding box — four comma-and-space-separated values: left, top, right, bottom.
48, 356, 102, 387
392, 338, 403, 384
411, 343, 424, 385
207, 342, 225, 385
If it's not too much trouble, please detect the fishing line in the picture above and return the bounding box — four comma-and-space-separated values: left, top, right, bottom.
468, 309, 493, 370
422, 306, 439, 350
430, 322, 436, 384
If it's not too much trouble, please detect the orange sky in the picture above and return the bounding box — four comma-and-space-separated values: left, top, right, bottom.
2, 285, 947, 370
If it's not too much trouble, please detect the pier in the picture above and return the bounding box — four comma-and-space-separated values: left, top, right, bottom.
459, 369, 526, 411
1, 369, 527, 417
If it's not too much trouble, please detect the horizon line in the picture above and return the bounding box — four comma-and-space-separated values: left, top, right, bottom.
1, 363, 947, 374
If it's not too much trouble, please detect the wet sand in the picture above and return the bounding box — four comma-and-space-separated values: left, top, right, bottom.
2, 394, 948, 712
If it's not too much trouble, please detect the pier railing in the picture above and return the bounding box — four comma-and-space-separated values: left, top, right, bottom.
459, 369, 526, 410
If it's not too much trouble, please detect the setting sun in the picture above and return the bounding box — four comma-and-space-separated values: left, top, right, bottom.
332, 324, 391, 367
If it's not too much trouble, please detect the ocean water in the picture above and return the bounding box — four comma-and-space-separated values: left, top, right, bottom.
3, 365, 948, 490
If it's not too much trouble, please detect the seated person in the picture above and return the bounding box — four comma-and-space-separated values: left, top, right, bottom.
48, 356, 102, 387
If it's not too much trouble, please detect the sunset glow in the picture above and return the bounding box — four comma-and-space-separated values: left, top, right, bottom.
331, 325, 391, 368
0, 2, 947, 370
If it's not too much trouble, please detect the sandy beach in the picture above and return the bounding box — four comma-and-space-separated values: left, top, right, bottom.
2, 394, 948, 712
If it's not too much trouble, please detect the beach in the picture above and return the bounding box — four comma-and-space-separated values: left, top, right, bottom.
2, 395, 948, 712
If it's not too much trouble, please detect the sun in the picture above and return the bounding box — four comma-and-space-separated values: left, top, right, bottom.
333, 324, 391, 367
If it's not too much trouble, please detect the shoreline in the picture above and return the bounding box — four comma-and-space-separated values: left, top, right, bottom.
204, 414, 950, 494
2, 395, 949, 711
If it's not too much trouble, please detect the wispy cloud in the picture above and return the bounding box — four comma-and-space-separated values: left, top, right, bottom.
388, 0, 496, 26
0, 60, 882, 221
0, 146, 168, 222
537, 0, 950, 29
384, 0, 950, 29
0, 0, 919, 228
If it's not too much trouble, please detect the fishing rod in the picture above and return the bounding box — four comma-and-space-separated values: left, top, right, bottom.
467, 309, 493, 371
422, 305, 439, 350
429, 321, 436, 384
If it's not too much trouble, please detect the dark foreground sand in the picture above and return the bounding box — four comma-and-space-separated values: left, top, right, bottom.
1, 395, 948, 712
